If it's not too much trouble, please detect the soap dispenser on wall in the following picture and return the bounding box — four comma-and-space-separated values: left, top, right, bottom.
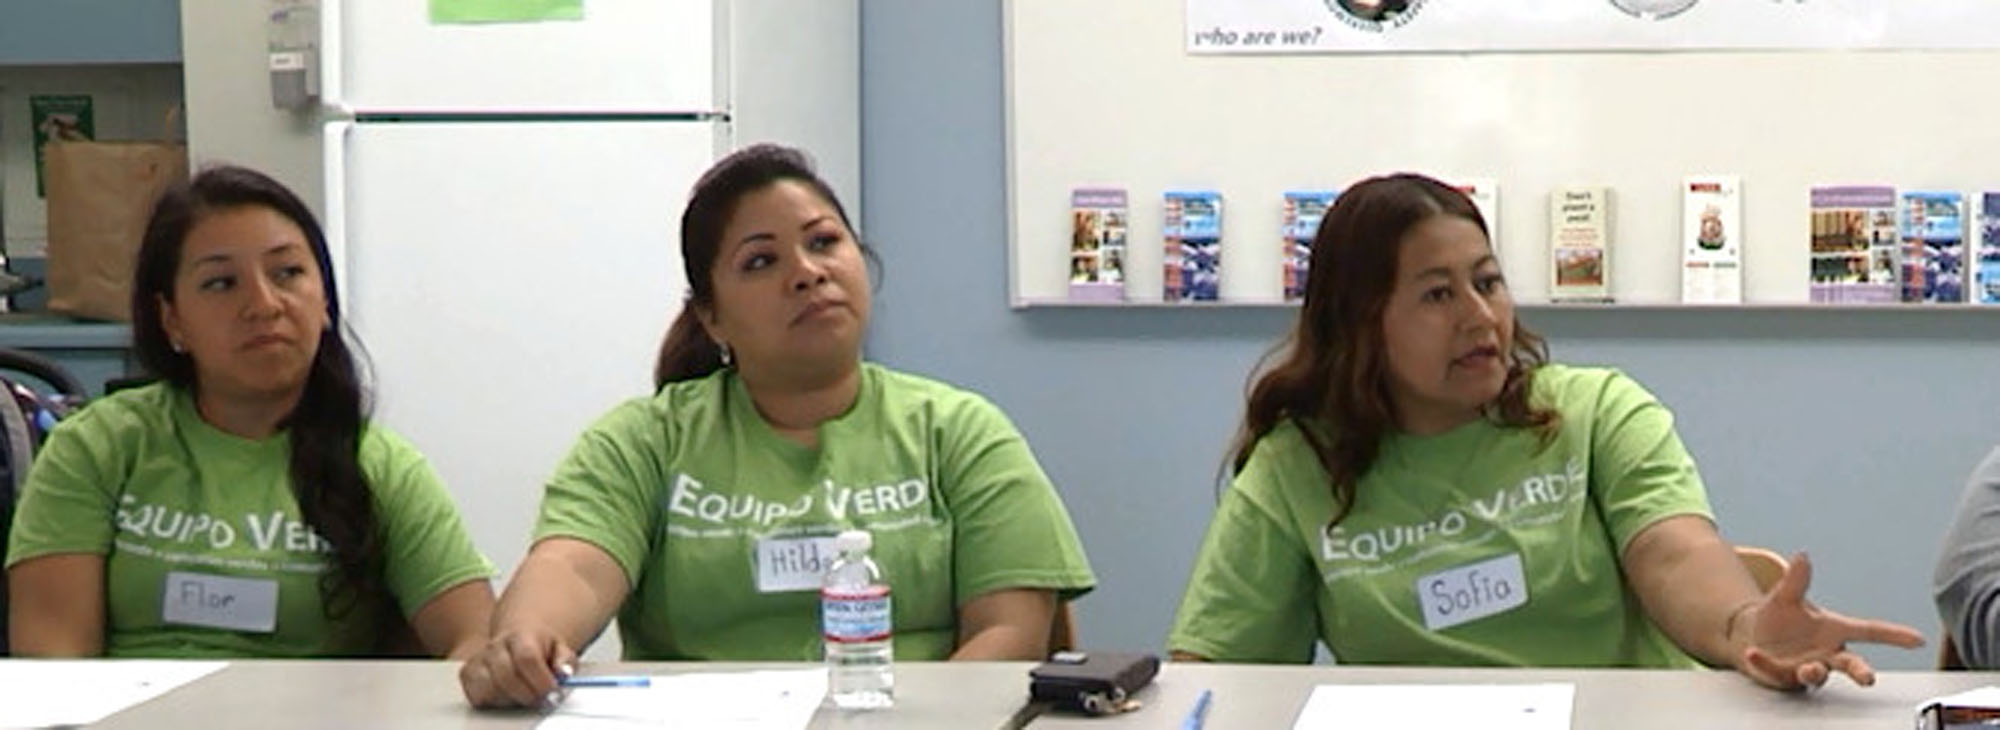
268, 0, 320, 110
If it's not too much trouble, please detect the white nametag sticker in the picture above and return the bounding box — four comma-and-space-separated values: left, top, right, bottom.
1415, 552, 1529, 631
755, 535, 841, 593
161, 571, 279, 632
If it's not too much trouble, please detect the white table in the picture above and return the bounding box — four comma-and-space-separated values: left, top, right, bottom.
63, 659, 2000, 729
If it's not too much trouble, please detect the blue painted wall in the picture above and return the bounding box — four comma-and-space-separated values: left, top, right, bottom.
0, 0, 181, 65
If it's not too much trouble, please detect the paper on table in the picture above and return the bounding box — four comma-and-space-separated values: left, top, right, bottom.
1917, 685, 2000, 730
0, 659, 227, 727
1292, 683, 1574, 730
538, 668, 828, 730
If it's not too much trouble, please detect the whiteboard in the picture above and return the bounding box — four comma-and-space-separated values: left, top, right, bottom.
1004, 0, 2000, 307
1184, 0, 2000, 54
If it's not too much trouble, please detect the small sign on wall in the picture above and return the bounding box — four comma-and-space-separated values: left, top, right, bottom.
29, 94, 92, 198
429, 0, 583, 24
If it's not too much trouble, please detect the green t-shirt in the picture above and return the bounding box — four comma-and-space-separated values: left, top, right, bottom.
5, 383, 495, 657
535, 363, 1097, 661
1170, 365, 1711, 668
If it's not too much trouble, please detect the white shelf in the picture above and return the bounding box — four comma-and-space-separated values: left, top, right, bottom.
1014, 298, 1292, 310
1013, 297, 2000, 313
1519, 301, 2000, 313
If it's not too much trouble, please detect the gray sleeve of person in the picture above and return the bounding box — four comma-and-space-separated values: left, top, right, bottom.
1934, 446, 2000, 668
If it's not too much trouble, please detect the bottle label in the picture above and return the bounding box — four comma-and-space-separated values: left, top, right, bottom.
822, 585, 892, 643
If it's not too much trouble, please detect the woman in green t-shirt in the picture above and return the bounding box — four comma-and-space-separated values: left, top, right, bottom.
6, 166, 496, 658
1168, 173, 1922, 690
459, 144, 1095, 708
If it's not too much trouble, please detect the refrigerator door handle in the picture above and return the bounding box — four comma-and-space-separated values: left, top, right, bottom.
319, 0, 351, 115
323, 121, 353, 310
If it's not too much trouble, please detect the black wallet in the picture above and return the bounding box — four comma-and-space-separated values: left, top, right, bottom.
1027, 651, 1162, 716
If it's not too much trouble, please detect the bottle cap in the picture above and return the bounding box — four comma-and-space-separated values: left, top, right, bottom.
835, 529, 872, 553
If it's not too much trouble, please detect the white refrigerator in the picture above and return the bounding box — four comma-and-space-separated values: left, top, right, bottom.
314, 0, 859, 602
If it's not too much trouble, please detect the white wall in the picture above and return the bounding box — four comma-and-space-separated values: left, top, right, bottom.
178, 0, 324, 218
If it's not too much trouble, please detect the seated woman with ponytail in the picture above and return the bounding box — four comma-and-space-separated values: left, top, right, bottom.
6, 166, 496, 658
459, 144, 1095, 708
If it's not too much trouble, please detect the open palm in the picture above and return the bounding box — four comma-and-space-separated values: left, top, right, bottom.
1737, 552, 1926, 689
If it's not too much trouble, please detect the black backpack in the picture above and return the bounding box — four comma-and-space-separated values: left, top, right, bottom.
0, 348, 90, 656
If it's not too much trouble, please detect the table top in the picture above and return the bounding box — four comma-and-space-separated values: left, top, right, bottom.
62, 659, 2000, 729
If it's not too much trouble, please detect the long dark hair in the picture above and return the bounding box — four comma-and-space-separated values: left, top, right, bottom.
652, 143, 873, 389
1227, 173, 1557, 526
132, 165, 385, 620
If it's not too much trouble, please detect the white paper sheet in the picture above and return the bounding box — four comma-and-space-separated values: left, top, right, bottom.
1917, 685, 2000, 713
1292, 683, 1574, 730
0, 659, 228, 727
538, 668, 828, 730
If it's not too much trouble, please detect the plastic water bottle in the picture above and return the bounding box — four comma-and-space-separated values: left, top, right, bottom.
822, 529, 894, 709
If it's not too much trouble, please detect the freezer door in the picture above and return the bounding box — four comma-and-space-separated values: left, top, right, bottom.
328, 0, 719, 113
327, 120, 715, 574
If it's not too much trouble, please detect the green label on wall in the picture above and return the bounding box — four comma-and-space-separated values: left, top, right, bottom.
30, 94, 95, 199
429, 0, 583, 24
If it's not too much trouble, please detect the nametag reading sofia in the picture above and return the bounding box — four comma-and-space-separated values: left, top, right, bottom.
162, 571, 279, 632
754, 535, 841, 593
1415, 553, 1528, 631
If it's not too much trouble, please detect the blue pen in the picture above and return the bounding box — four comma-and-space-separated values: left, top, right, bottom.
1182, 688, 1212, 730
558, 675, 652, 688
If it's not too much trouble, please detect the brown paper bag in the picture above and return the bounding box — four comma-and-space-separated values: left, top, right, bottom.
44, 140, 188, 321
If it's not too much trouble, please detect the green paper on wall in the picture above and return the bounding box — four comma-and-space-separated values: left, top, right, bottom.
30, 94, 95, 198
429, 0, 583, 24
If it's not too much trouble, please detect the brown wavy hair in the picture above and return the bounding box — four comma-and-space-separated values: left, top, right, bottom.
1227, 173, 1557, 526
